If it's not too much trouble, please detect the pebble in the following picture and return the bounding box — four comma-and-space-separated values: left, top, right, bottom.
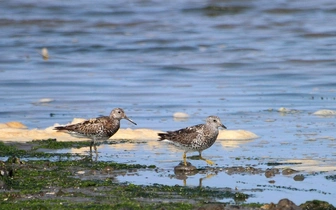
313, 109, 336, 116
41, 47, 49, 60
282, 168, 299, 175
173, 112, 189, 121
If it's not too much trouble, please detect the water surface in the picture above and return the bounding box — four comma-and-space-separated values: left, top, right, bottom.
1, 0, 336, 205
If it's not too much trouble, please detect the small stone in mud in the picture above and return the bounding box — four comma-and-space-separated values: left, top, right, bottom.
89, 170, 98, 175
76, 171, 85, 175
174, 162, 197, 172
293, 174, 305, 181
56, 189, 65, 197
277, 198, 301, 210
265, 168, 279, 178
102, 166, 113, 174
7, 156, 23, 164
282, 168, 299, 175
245, 166, 261, 174
261, 202, 276, 209
278, 107, 291, 113
225, 166, 262, 175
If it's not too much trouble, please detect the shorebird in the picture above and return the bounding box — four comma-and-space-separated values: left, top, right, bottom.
158, 116, 226, 166
54, 108, 136, 152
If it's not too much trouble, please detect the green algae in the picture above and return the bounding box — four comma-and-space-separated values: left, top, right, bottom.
28, 138, 147, 150
1, 142, 335, 209
300, 200, 336, 210
31, 138, 90, 150
0, 157, 248, 209
0, 200, 193, 210
1, 159, 155, 192
0, 141, 76, 159
0, 142, 27, 157
325, 175, 336, 182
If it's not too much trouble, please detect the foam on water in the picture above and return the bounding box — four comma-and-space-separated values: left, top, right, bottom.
0, 121, 258, 142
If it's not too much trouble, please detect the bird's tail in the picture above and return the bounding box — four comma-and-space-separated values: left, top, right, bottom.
53, 126, 67, 131
158, 133, 168, 141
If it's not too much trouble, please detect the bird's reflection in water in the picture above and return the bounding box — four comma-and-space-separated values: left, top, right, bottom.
173, 162, 217, 186
85, 148, 98, 162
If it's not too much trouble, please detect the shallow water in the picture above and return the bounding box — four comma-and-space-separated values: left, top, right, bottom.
51, 138, 336, 205
1, 0, 336, 206
1, 0, 336, 130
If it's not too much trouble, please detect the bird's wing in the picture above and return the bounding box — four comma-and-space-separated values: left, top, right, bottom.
55, 116, 111, 135
159, 124, 203, 144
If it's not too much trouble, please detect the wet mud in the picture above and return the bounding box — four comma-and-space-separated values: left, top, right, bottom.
0, 140, 335, 209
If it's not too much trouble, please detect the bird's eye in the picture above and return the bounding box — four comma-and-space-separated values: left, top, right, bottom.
213, 119, 217, 122
118, 111, 121, 113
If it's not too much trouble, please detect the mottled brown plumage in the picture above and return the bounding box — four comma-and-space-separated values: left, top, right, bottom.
158, 116, 226, 166
54, 108, 136, 152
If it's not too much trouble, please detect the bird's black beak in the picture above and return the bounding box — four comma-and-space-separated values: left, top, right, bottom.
125, 116, 137, 125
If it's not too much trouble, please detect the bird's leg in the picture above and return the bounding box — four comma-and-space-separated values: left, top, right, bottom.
90, 141, 94, 153
199, 173, 216, 187
94, 144, 98, 161
198, 151, 214, 165
91, 139, 98, 161
183, 152, 187, 166
94, 144, 97, 153
94, 150, 98, 161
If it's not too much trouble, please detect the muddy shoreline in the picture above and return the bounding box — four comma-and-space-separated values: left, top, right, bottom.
0, 140, 335, 210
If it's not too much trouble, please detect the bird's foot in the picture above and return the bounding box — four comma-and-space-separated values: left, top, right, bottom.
205, 159, 215, 165
205, 173, 216, 179
199, 156, 215, 165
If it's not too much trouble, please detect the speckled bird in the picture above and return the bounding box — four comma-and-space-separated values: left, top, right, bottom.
54, 108, 136, 152
158, 116, 226, 166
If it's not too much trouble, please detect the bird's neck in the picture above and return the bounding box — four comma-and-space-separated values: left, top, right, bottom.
110, 117, 121, 124
205, 125, 218, 135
